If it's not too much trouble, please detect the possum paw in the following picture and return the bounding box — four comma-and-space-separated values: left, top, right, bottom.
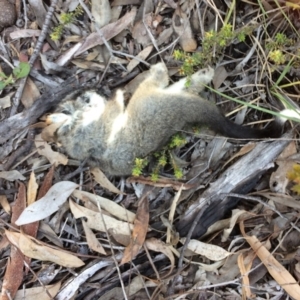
191, 66, 214, 86
149, 63, 169, 88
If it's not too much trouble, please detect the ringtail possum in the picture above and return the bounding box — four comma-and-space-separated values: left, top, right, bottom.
47, 63, 293, 176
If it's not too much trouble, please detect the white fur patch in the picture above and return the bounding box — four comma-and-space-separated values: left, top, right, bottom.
278, 109, 300, 123
107, 111, 128, 144
81, 92, 106, 127
115, 89, 124, 111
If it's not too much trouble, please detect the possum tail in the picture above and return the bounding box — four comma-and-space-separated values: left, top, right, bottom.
211, 109, 300, 139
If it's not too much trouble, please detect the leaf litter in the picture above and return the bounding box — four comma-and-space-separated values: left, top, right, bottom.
1, 0, 300, 299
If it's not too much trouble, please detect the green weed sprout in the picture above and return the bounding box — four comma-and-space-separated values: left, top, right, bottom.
0, 62, 30, 90
174, 24, 253, 77
266, 33, 294, 65
132, 133, 187, 180
51, 6, 84, 41
287, 164, 300, 194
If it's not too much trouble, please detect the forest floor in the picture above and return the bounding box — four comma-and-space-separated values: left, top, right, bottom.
1, 0, 300, 299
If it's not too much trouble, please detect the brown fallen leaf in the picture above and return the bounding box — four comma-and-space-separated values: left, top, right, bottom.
21, 77, 40, 109
70, 200, 133, 240
0, 91, 13, 109
14, 282, 61, 300
180, 238, 232, 261
0, 195, 10, 214
240, 221, 300, 299
222, 143, 256, 170
127, 175, 194, 190
5, 231, 85, 268
1, 184, 27, 300
35, 133, 68, 166
91, 167, 124, 194
73, 189, 135, 222
82, 219, 107, 255
144, 238, 175, 277
172, 7, 197, 52
0, 170, 26, 181
91, 0, 111, 29
10, 29, 41, 39
27, 171, 38, 205
121, 195, 149, 265
37, 165, 55, 199
75, 8, 137, 55
24, 167, 55, 243
238, 252, 255, 299
126, 45, 153, 72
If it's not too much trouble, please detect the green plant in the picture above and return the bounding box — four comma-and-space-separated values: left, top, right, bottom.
173, 24, 254, 77
287, 164, 300, 194
51, 6, 84, 41
0, 62, 30, 90
266, 33, 294, 65
132, 133, 187, 180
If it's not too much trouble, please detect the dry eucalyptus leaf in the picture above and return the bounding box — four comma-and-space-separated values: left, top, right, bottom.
27, 0, 47, 29
5, 231, 84, 268
27, 171, 38, 205
75, 8, 137, 55
10, 29, 41, 39
71, 59, 105, 71
180, 238, 232, 261
254, 192, 300, 209
132, 14, 153, 46
126, 45, 153, 72
212, 66, 228, 89
121, 196, 149, 264
73, 190, 135, 222
0, 92, 13, 108
82, 219, 107, 255
70, 200, 133, 240
15, 181, 78, 225
172, 8, 197, 52
21, 77, 40, 108
0, 170, 25, 181
91, 0, 111, 29
221, 209, 246, 242
242, 230, 300, 299
0, 195, 10, 214
145, 238, 175, 276
14, 282, 61, 300
35, 133, 68, 166
90, 167, 123, 194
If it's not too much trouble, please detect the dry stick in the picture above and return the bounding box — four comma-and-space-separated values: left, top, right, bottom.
3, 129, 35, 171
10, 0, 58, 116
96, 201, 128, 300
224, 193, 300, 233
166, 194, 214, 297
22, 0, 28, 29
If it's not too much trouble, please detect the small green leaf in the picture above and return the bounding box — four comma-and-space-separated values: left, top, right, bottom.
13, 62, 31, 79
0, 81, 7, 90
0, 72, 7, 79
4, 74, 14, 85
